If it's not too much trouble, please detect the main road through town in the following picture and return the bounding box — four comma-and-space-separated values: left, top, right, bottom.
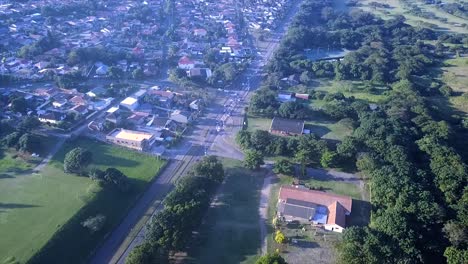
89, 1, 302, 263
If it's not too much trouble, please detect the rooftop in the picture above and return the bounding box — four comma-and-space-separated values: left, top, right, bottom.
109, 129, 153, 142
121, 97, 138, 105
270, 117, 304, 135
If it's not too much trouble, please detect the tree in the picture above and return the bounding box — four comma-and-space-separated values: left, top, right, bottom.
18, 116, 41, 131
10, 97, 27, 114
274, 230, 286, 244
250, 130, 271, 152
81, 214, 106, 233
2, 132, 22, 148
444, 247, 468, 264
256, 253, 288, 264
88, 167, 105, 182
236, 130, 252, 149
244, 150, 264, 170
132, 68, 144, 79
320, 150, 338, 168
63, 147, 93, 174
108, 66, 124, 79
193, 156, 224, 183
126, 242, 168, 264
295, 149, 310, 178
104, 168, 130, 192
18, 133, 41, 153
443, 221, 467, 248
273, 159, 294, 175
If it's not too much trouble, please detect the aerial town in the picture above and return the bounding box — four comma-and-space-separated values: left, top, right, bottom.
1, 0, 467, 264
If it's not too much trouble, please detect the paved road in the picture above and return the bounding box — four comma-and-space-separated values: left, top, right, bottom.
89, 0, 305, 262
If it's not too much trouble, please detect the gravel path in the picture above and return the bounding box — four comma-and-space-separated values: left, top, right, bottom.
259, 174, 273, 255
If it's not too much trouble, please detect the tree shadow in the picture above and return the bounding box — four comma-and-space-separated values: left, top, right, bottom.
291, 240, 319, 249
0, 173, 15, 179
347, 199, 371, 227
0, 202, 40, 210
304, 124, 331, 138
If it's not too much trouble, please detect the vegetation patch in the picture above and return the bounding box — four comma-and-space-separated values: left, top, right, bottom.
188, 159, 264, 264
0, 137, 164, 264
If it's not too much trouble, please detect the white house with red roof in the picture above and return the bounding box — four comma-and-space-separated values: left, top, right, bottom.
277, 185, 353, 233
178, 56, 195, 70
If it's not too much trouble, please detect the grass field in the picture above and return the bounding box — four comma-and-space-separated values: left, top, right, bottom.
356, 0, 468, 34
247, 115, 352, 142
0, 137, 165, 264
188, 159, 264, 264
442, 57, 468, 93
313, 80, 388, 103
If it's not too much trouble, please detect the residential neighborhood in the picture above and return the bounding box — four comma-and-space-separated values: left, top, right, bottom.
2, 0, 466, 264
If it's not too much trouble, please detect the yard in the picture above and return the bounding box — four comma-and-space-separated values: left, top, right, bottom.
266, 170, 369, 264
0, 137, 165, 264
187, 159, 265, 264
247, 115, 352, 142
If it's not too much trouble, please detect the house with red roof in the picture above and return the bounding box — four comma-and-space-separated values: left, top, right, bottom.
277, 185, 353, 233
178, 56, 195, 70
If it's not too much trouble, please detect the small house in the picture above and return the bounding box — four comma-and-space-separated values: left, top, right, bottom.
269, 117, 304, 136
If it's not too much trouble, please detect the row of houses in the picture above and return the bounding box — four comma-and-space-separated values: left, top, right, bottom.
1, 0, 166, 80
90, 87, 202, 152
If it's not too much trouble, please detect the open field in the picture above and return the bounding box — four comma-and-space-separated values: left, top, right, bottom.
312, 80, 388, 103
247, 115, 352, 142
0, 137, 165, 264
188, 159, 265, 264
355, 0, 468, 34
441, 57, 468, 94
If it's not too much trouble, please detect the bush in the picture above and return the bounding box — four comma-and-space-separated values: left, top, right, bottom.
81, 214, 106, 233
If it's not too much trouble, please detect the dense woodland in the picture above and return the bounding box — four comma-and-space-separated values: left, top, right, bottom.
249, 0, 468, 263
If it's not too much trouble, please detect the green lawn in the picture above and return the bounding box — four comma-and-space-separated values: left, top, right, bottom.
356, 0, 468, 34
246, 116, 271, 132
189, 159, 264, 264
247, 115, 352, 142
0, 137, 165, 264
313, 79, 387, 103
441, 57, 468, 93
0, 151, 35, 174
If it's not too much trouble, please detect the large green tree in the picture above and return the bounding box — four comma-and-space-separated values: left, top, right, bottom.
244, 150, 264, 170
64, 147, 93, 174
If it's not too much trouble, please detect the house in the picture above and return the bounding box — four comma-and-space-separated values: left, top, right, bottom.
106, 128, 156, 151
189, 100, 200, 111
69, 95, 86, 105
170, 110, 192, 124
178, 56, 195, 70
86, 87, 107, 98
127, 112, 149, 125
120, 97, 139, 111
295, 93, 309, 100
269, 117, 304, 136
148, 116, 170, 130
277, 92, 295, 102
187, 68, 212, 79
38, 111, 65, 124
106, 107, 121, 124
277, 185, 353, 233
69, 104, 89, 116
